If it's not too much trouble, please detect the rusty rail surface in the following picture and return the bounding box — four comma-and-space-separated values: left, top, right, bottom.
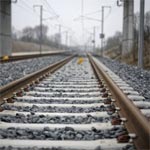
0, 51, 68, 63
0, 55, 74, 104
88, 54, 150, 150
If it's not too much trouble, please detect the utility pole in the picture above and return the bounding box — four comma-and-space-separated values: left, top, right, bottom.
58, 24, 62, 49
93, 26, 96, 52
33, 5, 43, 54
65, 31, 68, 47
138, 0, 145, 68
81, 0, 85, 51
40, 6, 43, 54
101, 6, 104, 56
69, 35, 72, 50
100, 6, 111, 56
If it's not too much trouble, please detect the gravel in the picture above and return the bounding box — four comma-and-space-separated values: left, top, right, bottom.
0, 147, 69, 150
0, 58, 137, 150
97, 56, 150, 101
0, 55, 66, 87
15, 99, 103, 104
27, 93, 100, 98
34, 89, 99, 93
0, 126, 125, 140
2, 105, 106, 113
0, 114, 110, 124
46, 58, 96, 81
0, 145, 136, 150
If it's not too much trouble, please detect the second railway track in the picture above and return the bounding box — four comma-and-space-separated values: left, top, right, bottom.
0, 51, 67, 63
0, 55, 149, 150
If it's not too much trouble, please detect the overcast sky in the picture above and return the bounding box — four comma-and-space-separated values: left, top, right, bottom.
12, 0, 150, 46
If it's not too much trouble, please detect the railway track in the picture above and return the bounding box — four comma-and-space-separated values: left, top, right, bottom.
88, 55, 150, 150
0, 55, 149, 150
0, 51, 67, 63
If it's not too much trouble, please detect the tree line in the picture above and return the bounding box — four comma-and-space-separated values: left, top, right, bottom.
12, 25, 68, 49
104, 11, 150, 55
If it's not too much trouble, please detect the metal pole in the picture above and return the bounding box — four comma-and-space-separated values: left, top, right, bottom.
40, 6, 43, 54
65, 31, 68, 47
138, 0, 145, 68
100, 6, 111, 56
93, 26, 96, 52
81, 0, 84, 43
59, 24, 61, 49
33, 5, 43, 54
101, 6, 104, 56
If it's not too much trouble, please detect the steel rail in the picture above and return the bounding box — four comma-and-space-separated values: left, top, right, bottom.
88, 54, 150, 150
0, 55, 74, 104
0, 51, 68, 63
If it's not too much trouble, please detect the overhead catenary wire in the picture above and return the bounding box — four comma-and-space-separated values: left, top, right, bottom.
13, 3, 38, 17
12, 0, 45, 29
22, 0, 34, 11
42, 0, 59, 17
13, 0, 81, 47
17, 0, 40, 18
40, 0, 65, 28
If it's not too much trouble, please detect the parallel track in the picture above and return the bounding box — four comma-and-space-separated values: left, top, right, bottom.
0, 55, 149, 150
0, 55, 73, 103
0, 51, 67, 63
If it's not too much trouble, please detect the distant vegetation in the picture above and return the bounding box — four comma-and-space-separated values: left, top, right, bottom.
103, 11, 150, 69
12, 41, 60, 53
12, 25, 68, 50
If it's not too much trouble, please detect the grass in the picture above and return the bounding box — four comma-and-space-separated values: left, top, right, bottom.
104, 43, 150, 70
12, 40, 60, 53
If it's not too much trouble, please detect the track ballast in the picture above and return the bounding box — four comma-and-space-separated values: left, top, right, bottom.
0, 57, 136, 150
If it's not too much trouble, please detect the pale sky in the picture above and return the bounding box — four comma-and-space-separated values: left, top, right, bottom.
12, 0, 150, 46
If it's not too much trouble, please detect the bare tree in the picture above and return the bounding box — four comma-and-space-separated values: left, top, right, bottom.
14, 25, 67, 49
144, 11, 150, 42
34, 25, 48, 41
21, 27, 34, 41
104, 31, 122, 51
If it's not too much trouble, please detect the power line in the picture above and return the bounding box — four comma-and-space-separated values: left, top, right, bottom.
75, 16, 101, 22
104, 7, 112, 20
83, 10, 101, 17
14, 1, 39, 18
22, 0, 34, 10
14, 4, 35, 15
40, 0, 63, 25
43, 0, 58, 17
42, 6, 57, 17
